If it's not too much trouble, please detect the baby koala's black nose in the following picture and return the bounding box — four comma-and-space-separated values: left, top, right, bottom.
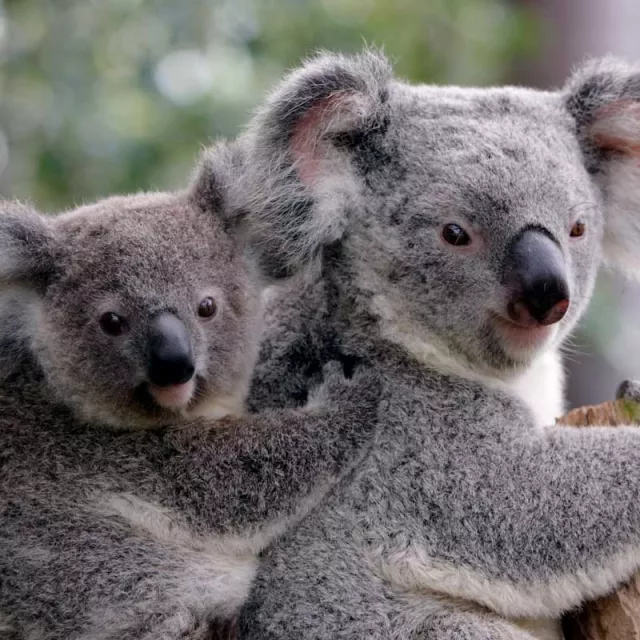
503, 229, 570, 327
147, 313, 195, 387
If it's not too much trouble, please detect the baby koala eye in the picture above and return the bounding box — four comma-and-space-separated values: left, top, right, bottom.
441, 223, 472, 247
99, 312, 128, 337
198, 296, 217, 319
570, 219, 587, 238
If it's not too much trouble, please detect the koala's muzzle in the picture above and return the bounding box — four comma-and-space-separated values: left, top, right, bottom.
503, 230, 570, 327
147, 314, 195, 387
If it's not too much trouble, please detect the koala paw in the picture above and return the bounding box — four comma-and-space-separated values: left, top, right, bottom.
616, 380, 640, 403
306, 361, 381, 416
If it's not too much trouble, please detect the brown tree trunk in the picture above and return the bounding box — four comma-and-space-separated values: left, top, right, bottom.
559, 397, 640, 640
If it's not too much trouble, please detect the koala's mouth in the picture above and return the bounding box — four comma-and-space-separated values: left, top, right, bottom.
489, 313, 557, 354
135, 377, 203, 414
147, 379, 196, 410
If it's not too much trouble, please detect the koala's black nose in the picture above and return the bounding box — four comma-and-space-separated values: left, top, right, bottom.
147, 314, 195, 387
503, 229, 570, 327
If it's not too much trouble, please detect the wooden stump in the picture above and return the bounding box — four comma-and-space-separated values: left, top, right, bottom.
558, 395, 640, 640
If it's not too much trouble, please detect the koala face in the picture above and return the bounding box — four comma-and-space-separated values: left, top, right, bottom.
340, 88, 603, 373
241, 52, 640, 377
0, 144, 263, 428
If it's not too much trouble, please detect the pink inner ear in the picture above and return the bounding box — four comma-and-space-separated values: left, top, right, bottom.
290, 92, 352, 185
591, 100, 640, 157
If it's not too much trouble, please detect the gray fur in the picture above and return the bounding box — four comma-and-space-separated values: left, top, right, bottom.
238, 52, 640, 638
0, 142, 379, 639
617, 379, 640, 403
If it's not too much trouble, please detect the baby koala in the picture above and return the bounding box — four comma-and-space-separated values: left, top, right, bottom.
0, 142, 379, 640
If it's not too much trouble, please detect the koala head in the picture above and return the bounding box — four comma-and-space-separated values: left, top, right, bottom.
0, 142, 265, 429
241, 51, 640, 377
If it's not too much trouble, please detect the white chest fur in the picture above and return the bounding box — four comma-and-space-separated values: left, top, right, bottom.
508, 349, 566, 428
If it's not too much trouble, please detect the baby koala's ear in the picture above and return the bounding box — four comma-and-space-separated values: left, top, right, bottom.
189, 140, 247, 230
189, 139, 292, 284
0, 201, 59, 291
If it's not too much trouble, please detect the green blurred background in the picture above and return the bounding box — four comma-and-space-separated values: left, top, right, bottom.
0, 0, 638, 407
0, 0, 538, 209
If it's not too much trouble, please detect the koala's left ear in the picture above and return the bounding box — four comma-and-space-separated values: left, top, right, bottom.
234, 50, 392, 280
0, 201, 59, 291
189, 140, 247, 229
565, 57, 640, 278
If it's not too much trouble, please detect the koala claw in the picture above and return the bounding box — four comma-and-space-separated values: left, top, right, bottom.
616, 380, 640, 403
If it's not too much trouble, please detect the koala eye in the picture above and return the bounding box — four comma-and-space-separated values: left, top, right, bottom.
442, 223, 472, 247
99, 312, 127, 336
198, 297, 217, 319
570, 219, 587, 238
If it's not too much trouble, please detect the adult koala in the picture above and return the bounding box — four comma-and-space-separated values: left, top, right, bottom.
238, 52, 640, 639
0, 142, 379, 640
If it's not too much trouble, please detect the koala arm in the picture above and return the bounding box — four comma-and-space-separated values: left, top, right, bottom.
416, 403, 640, 620
155, 364, 377, 539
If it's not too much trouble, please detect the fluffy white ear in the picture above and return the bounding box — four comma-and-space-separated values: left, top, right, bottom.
239, 50, 392, 279
0, 201, 58, 290
565, 57, 640, 278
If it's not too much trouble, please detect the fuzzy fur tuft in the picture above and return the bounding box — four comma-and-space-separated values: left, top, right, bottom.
565, 56, 640, 277
239, 50, 392, 280
0, 201, 58, 288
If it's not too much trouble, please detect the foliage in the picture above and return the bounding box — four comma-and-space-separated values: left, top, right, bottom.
0, 0, 538, 210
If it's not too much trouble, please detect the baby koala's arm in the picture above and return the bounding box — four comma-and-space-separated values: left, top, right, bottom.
0, 364, 377, 640
155, 362, 378, 538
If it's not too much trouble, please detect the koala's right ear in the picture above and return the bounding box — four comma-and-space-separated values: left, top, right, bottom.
238, 50, 392, 279
0, 201, 58, 290
565, 57, 640, 279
